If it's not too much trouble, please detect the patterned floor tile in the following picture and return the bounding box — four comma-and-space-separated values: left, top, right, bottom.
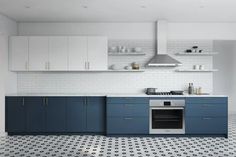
0, 115, 235, 157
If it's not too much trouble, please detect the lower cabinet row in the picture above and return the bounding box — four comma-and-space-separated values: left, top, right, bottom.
6, 96, 105, 134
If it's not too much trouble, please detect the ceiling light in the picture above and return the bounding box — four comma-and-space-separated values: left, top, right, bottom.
24, 5, 31, 9
140, 5, 147, 8
82, 5, 88, 9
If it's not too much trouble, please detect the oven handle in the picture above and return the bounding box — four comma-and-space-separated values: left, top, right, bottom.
150, 107, 184, 110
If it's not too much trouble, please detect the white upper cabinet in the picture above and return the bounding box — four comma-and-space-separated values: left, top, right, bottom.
87, 36, 108, 70
49, 36, 68, 71
10, 36, 108, 72
9, 36, 29, 71
29, 36, 49, 71
68, 36, 87, 70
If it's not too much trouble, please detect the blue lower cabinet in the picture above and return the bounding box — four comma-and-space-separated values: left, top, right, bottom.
25, 97, 45, 132
185, 103, 227, 117
67, 97, 87, 132
107, 117, 149, 134
185, 117, 227, 134
87, 97, 105, 133
107, 103, 148, 117
107, 97, 149, 104
46, 97, 66, 132
6, 97, 26, 132
186, 97, 227, 104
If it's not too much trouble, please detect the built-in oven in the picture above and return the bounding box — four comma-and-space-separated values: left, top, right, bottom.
149, 99, 185, 134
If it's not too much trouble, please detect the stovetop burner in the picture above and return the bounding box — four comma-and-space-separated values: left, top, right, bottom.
146, 90, 184, 95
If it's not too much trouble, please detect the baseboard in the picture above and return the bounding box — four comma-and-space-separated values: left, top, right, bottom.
0, 132, 7, 136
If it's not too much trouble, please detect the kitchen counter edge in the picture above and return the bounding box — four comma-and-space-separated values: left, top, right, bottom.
5, 93, 228, 97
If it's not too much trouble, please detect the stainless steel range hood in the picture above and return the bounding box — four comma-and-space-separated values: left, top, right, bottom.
147, 20, 181, 67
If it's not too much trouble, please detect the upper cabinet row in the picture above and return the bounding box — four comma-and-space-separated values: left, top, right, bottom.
9, 36, 108, 71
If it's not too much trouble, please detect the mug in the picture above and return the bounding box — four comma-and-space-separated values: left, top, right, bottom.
199, 65, 205, 70
193, 65, 200, 70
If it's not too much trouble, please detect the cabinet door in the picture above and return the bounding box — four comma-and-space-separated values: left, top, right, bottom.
68, 37, 87, 70
185, 117, 227, 134
26, 97, 45, 132
87, 97, 105, 133
29, 36, 49, 71
67, 97, 86, 132
9, 36, 29, 71
49, 36, 68, 71
45, 97, 66, 132
87, 36, 108, 70
107, 117, 149, 134
6, 97, 26, 132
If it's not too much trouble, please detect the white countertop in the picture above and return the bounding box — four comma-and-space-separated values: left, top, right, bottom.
6, 93, 228, 97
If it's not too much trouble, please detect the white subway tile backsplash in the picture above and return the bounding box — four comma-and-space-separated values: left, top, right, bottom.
17, 40, 214, 94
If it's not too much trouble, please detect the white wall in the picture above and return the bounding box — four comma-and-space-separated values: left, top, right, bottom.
0, 14, 17, 136
213, 41, 236, 114
168, 23, 236, 40
17, 22, 236, 114
18, 22, 236, 40
17, 22, 215, 95
18, 22, 156, 40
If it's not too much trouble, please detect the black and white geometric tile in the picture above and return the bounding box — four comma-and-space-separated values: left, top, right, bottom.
0, 115, 236, 157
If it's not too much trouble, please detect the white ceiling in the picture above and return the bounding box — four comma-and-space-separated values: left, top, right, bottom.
0, 0, 236, 22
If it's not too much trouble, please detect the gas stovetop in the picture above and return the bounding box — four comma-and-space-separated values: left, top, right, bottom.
146, 91, 184, 95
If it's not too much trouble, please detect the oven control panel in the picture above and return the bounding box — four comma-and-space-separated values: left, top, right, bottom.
149, 99, 185, 107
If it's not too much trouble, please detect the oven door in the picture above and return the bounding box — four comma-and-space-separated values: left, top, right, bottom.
149, 107, 185, 134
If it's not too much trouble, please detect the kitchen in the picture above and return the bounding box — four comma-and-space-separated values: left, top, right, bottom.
0, 0, 236, 156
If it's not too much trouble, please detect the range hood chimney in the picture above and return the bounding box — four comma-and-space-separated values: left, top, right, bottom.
147, 20, 181, 67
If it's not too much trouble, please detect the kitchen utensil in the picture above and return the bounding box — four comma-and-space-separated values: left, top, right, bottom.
188, 83, 194, 95
110, 64, 120, 70
192, 46, 198, 53
134, 47, 142, 52
199, 65, 205, 70
185, 49, 192, 53
146, 88, 158, 94
193, 65, 200, 70
124, 66, 132, 70
132, 62, 140, 70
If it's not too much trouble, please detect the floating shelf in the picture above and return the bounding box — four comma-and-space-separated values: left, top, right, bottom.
107, 69, 145, 72
108, 52, 146, 56
175, 52, 218, 56
175, 69, 218, 72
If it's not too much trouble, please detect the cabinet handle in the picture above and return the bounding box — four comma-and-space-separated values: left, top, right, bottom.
22, 98, 25, 106
203, 117, 212, 120
43, 98, 46, 105
85, 62, 87, 70
201, 105, 212, 107
124, 117, 133, 120
88, 62, 90, 70
46, 98, 48, 106
124, 104, 133, 107
25, 62, 28, 70
45, 62, 48, 70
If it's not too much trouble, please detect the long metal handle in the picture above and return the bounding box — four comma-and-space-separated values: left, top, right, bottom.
43, 98, 46, 105
22, 98, 25, 106
46, 98, 48, 106
203, 117, 212, 120
124, 104, 133, 107
201, 105, 212, 107
151, 107, 184, 110
88, 62, 90, 70
45, 62, 48, 70
124, 117, 133, 120
25, 62, 28, 70
85, 62, 87, 70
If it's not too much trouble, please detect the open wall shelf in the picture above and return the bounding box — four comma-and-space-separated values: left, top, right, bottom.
175, 69, 218, 72
175, 52, 218, 56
